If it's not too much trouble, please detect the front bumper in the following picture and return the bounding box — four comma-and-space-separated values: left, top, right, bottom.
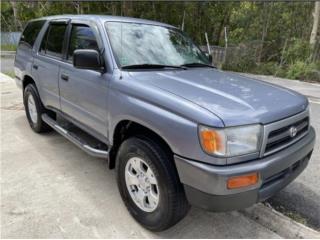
175, 127, 315, 211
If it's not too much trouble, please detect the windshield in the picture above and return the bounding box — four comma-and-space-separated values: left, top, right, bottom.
105, 22, 209, 68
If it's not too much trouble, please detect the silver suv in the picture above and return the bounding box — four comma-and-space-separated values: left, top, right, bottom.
15, 15, 315, 231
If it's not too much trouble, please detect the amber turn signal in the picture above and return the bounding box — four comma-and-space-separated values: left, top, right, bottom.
227, 173, 259, 189
199, 128, 224, 154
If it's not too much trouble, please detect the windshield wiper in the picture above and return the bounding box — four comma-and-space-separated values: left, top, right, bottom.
180, 62, 216, 68
122, 64, 187, 70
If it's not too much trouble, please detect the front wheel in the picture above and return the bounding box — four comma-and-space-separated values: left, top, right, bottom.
116, 136, 190, 231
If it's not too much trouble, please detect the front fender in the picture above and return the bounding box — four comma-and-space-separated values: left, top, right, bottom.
108, 84, 226, 165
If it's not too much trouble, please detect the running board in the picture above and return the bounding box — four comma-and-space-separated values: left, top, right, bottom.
42, 114, 109, 159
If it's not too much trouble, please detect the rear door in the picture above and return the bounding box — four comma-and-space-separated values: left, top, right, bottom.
59, 20, 109, 137
33, 20, 68, 110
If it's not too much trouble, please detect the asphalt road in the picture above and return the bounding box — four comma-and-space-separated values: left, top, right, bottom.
268, 101, 319, 229
1, 60, 319, 235
240, 73, 320, 230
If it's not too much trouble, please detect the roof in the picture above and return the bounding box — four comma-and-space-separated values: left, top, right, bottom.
33, 14, 175, 28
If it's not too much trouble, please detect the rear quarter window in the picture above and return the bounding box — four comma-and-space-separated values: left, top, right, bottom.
19, 20, 45, 48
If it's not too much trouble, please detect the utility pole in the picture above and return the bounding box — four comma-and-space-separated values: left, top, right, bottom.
310, 1, 320, 62
223, 27, 228, 64
10, 0, 22, 31
310, 1, 320, 46
181, 10, 186, 31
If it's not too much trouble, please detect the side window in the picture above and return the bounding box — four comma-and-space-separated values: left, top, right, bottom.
39, 28, 48, 54
19, 20, 45, 48
68, 25, 99, 61
40, 23, 67, 58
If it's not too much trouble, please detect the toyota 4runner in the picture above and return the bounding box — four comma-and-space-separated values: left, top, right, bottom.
14, 15, 316, 231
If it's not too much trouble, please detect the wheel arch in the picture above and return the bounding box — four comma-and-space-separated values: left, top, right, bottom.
22, 74, 55, 120
108, 119, 174, 169
22, 75, 37, 91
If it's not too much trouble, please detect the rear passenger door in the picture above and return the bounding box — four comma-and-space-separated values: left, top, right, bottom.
59, 21, 109, 137
33, 20, 68, 110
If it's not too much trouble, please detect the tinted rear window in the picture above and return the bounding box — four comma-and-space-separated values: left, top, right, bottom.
20, 20, 45, 48
40, 24, 67, 58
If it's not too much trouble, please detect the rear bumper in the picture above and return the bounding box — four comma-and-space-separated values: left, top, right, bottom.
175, 127, 315, 211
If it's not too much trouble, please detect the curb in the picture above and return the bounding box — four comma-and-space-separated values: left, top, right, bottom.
241, 203, 320, 239
0, 51, 16, 56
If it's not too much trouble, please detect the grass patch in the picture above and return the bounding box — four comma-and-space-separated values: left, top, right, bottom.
2, 71, 15, 78
266, 203, 308, 226
0, 44, 17, 51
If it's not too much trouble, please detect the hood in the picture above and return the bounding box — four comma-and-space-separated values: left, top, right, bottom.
128, 69, 308, 126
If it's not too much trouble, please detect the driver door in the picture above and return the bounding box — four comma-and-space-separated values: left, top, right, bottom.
59, 21, 109, 138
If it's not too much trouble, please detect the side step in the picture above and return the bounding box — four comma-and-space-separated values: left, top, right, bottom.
42, 114, 109, 159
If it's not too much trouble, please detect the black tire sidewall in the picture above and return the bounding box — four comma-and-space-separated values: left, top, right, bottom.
116, 138, 176, 231
23, 84, 42, 132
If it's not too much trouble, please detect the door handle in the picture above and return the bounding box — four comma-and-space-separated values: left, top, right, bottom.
61, 74, 69, 81
33, 64, 38, 70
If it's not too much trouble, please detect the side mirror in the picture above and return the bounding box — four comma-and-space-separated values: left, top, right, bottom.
73, 49, 104, 71
205, 53, 213, 63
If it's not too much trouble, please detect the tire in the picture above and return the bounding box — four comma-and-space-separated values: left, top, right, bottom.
116, 136, 190, 231
23, 84, 51, 133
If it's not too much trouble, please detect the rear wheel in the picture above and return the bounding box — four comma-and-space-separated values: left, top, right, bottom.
116, 136, 190, 231
23, 84, 51, 133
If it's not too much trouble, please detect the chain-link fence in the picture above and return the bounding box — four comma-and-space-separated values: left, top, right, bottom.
201, 41, 265, 69
1, 32, 21, 45
201, 40, 320, 82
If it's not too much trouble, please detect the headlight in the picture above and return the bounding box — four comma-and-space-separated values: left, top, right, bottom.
199, 124, 262, 157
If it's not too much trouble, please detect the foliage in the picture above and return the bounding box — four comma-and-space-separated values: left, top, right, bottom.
0, 1, 315, 45
1, 1, 319, 81
286, 61, 320, 81
0, 44, 17, 51
2, 71, 15, 78
253, 62, 278, 76
283, 39, 312, 64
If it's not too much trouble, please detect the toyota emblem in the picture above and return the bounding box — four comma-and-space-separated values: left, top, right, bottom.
289, 126, 298, 138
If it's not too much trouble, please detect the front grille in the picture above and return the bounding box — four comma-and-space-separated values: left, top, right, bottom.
264, 117, 309, 155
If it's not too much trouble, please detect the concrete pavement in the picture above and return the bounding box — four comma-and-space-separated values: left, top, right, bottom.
0, 75, 283, 238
